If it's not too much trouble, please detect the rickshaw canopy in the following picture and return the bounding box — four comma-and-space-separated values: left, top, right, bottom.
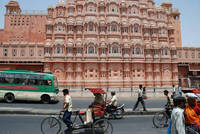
192, 89, 200, 94
85, 88, 106, 94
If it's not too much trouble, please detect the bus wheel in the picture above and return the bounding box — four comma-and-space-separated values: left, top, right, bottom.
4, 93, 15, 103
41, 95, 50, 104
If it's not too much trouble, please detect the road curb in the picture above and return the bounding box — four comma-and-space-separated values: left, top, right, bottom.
0, 108, 161, 116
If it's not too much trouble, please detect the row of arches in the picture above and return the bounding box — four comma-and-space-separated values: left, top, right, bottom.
45, 45, 171, 55
47, 23, 170, 35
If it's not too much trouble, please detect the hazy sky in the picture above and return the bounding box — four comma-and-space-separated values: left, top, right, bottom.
0, 0, 200, 47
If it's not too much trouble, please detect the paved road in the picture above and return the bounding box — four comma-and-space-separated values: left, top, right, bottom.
0, 98, 166, 110
0, 115, 167, 134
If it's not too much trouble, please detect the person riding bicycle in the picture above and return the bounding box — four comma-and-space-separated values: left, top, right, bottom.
106, 91, 118, 113
185, 93, 200, 132
84, 93, 104, 125
62, 89, 73, 132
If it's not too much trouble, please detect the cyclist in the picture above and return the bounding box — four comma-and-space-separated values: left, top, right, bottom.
62, 89, 73, 132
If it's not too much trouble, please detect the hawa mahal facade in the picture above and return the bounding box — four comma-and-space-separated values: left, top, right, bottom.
0, 0, 200, 88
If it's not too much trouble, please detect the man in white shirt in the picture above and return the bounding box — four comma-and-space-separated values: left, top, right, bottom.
133, 85, 147, 111
106, 91, 118, 113
62, 89, 73, 131
170, 96, 186, 134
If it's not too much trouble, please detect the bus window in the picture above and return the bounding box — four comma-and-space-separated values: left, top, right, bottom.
5, 78, 15, 84
0, 77, 7, 84
47, 80, 52, 86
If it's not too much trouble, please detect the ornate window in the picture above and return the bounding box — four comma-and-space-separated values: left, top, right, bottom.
132, 7, 138, 14
12, 49, 17, 56
132, 48, 135, 54
136, 47, 142, 55
76, 48, 82, 54
77, 26, 82, 32
38, 49, 42, 57
162, 48, 168, 56
172, 50, 176, 56
45, 48, 50, 55
146, 49, 151, 55
68, 8, 74, 14
3, 49, 8, 56
89, 24, 93, 31
134, 24, 140, 33
100, 26, 105, 32
111, 24, 117, 32
100, 48, 106, 54
21, 49, 25, 57
68, 26, 73, 32
57, 9, 64, 16
67, 47, 73, 54
178, 52, 182, 58
191, 52, 195, 58
154, 49, 159, 56
122, 27, 128, 33
112, 46, 119, 53
30, 49, 34, 56
54, 46, 64, 54
129, 25, 133, 33
88, 5, 96, 12
124, 49, 129, 55
185, 52, 188, 58
88, 46, 95, 54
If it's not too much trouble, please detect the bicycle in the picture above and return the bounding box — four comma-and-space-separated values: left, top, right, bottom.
186, 125, 199, 134
41, 88, 113, 134
152, 106, 172, 128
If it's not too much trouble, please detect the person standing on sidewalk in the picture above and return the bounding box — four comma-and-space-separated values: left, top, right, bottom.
62, 89, 73, 132
133, 85, 147, 111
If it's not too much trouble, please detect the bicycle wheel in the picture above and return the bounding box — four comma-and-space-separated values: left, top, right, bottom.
92, 119, 113, 134
186, 126, 199, 134
41, 117, 61, 134
114, 109, 124, 119
152, 111, 169, 128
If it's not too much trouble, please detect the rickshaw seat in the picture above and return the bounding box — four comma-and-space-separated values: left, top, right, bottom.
79, 111, 85, 115
93, 104, 105, 116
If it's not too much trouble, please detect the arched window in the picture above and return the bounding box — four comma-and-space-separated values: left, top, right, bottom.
55, 46, 63, 54
134, 24, 140, 33
136, 47, 142, 55
57, 47, 60, 54
162, 48, 168, 55
111, 24, 117, 32
88, 46, 94, 54
129, 25, 133, 33
132, 48, 135, 54
112, 46, 118, 53
89, 24, 93, 31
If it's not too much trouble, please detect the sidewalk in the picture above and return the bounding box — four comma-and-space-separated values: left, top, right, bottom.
0, 107, 163, 116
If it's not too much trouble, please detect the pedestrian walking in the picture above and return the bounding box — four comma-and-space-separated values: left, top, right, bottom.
170, 96, 186, 134
133, 85, 147, 111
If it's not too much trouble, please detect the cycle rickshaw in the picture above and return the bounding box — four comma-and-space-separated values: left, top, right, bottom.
41, 88, 113, 134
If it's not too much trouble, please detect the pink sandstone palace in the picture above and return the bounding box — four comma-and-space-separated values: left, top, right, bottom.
0, 0, 199, 88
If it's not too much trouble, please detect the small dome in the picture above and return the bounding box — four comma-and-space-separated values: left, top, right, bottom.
56, 0, 65, 7
6, 0, 20, 7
